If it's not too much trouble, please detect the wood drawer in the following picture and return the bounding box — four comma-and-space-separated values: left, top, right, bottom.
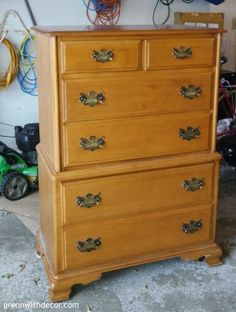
60, 39, 141, 73
146, 37, 215, 69
63, 112, 211, 167
63, 205, 212, 270
61, 163, 214, 225
62, 70, 213, 122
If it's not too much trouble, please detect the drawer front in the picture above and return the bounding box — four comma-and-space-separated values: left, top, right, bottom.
60, 40, 141, 73
63, 112, 211, 167
62, 163, 214, 225
62, 70, 213, 122
147, 38, 215, 69
63, 205, 212, 270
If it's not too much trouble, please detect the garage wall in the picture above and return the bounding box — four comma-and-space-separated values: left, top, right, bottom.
0, 0, 210, 148
209, 0, 236, 72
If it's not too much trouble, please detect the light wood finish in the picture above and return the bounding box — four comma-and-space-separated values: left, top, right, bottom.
62, 69, 213, 122
36, 230, 222, 302
32, 25, 225, 37
146, 37, 216, 70
36, 146, 221, 270
35, 33, 61, 172
62, 163, 214, 225
40, 146, 221, 181
180, 243, 222, 266
34, 25, 223, 302
63, 112, 211, 167
64, 205, 212, 270
60, 39, 141, 73
211, 33, 222, 152
174, 12, 224, 29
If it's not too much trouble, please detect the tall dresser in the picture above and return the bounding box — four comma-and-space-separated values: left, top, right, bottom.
34, 25, 224, 302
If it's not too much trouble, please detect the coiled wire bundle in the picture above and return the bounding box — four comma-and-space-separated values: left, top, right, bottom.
153, 0, 194, 25
0, 38, 18, 92
17, 34, 37, 96
83, 0, 121, 25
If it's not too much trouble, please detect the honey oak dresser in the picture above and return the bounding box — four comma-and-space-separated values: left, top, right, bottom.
33, 25, 224, 302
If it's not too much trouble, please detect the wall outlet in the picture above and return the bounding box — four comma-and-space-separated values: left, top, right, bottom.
232, 18, 236, 30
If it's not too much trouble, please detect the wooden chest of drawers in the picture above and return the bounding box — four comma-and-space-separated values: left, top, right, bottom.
34, 25, 224, 302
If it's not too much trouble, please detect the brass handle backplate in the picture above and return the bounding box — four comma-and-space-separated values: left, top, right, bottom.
79, 91, 105, 107
80, 136, 105, 151
179, 127, 200, 141
180, 85, 202, 99
76, 193, 102, 208
182, 178, 205, 192
181, 220, 203, 234
172, 47, 192, 59
92, 49, 114, 63
77, 237, 102, 252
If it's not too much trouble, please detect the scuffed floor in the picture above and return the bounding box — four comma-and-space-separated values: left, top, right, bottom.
0, 177, 236, 312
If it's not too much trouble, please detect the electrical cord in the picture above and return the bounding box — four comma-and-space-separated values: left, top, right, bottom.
0, 134, 15, 138
17, 34, 37, 96
0, 122, 15, 127
0, 38, 18, 92
83, 0, 121, 25
152, 0, 172, 26
153, 0, 194, 26
0, 122, 16, 139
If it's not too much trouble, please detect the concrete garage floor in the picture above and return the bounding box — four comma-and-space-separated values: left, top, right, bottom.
0, 167, 236, 312
0, 191, 39, 235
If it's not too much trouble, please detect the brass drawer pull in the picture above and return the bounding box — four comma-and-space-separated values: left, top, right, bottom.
179, 127, 200, 141
182, 178, 205, 192
92, 49, 114, 63
181, 220, 203, 234
79, 91, 105, 107
172, 47, 192, 59
180, 85, 202, 99
77, 237, 102, 253
80, 136, 105, 151
76, 193, 102, 208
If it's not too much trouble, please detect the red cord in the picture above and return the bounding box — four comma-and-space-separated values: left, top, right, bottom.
219, 83, 236, 119
86, 0, 121, 25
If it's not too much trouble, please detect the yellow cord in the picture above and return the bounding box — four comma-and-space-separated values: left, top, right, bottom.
18, 34, 36, 67
0, 38, 18, 92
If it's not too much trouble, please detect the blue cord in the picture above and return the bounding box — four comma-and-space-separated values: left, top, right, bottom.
83, 0, 115, 13
17, 35, 38, 96
83, 0, 96, 11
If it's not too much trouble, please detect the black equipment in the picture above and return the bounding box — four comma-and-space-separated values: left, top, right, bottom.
15, 123, 39, 164
205, 0, 224, 4
217, 135, 236, 168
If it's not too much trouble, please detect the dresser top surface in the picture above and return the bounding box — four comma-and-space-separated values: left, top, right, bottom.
32, 24, 224, 37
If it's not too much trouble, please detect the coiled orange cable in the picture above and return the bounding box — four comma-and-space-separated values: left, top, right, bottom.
85, 0, 121, 25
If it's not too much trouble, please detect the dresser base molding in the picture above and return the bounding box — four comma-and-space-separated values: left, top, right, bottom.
180, 244, 223, 266
35, 231, 222, 302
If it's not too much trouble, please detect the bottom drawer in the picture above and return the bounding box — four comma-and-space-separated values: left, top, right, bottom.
63, 205, 212, 270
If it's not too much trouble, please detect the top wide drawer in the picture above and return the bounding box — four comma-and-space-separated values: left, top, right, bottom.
60, 39, 141, 73
146, 37, 215, 69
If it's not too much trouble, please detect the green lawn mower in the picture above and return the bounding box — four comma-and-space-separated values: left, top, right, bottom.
0, 123, 39, 201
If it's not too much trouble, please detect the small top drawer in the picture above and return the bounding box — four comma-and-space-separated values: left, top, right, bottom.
146, 37, 215, 69
60, 39, 141, 73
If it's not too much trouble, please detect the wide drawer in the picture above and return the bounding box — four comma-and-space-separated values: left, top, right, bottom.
146, 37, 215, 69
61, 163, 214, 225
63, 205, 212, 270
63, 112, 211, 167
62, 70, 213, 122
60, 39, 141, 73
